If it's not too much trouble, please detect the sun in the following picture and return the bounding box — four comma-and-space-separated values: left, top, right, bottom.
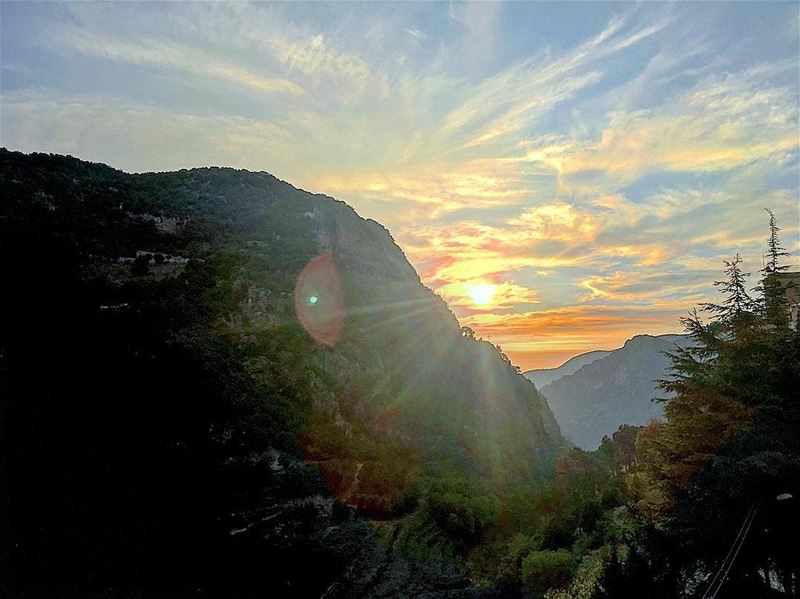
467, 283, 496, 306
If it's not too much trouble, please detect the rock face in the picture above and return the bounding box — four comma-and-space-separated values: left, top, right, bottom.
0, 149, 562, 596
536, 334, 691, 450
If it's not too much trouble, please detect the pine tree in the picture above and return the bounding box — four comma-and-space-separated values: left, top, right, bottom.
701, 253, 754, 322
755, 209, 790, 326
763, 208, 790, 275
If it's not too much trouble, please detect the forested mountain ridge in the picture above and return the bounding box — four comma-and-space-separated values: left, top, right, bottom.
537, 334, 692, 450
0, 149, 563, 596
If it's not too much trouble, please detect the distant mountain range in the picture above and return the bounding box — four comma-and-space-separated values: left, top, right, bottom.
525, 334, 692, 450
524, 349, 612, 388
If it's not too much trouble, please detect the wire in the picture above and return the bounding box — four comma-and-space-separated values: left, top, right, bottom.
701, 502, 757, 599
709, 502, 759, 599
701, 503, 754, 598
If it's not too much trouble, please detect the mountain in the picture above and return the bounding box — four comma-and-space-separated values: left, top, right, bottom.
536, 334, 691, 450
0, 149, 563, 596
524, 349, 612, 388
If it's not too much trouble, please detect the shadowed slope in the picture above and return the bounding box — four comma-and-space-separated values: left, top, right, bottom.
0, 149, 563, 596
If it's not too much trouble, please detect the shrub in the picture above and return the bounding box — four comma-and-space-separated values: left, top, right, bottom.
521, 549, 573, 594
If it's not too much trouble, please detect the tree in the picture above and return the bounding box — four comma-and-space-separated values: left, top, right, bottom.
495, 343, 521, 373
623, 214, 800, 595
701, 253, 754, 321
754, 208, 791, 326
763, 208, 790, 276
598, 424, 639, 476
521, 550, 572, 594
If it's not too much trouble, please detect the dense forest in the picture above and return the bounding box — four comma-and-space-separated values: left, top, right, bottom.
0, 150, 797, 597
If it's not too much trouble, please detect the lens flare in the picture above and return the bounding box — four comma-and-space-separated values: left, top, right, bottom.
294, 253, 344, 346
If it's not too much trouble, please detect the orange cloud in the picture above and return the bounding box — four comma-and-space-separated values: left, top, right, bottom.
461, 305, 686, 371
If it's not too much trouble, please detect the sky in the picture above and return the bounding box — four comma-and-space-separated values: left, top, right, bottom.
2, 1, 799, 370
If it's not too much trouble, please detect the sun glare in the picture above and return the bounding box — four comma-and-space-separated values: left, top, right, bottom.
467, 283, 496, 306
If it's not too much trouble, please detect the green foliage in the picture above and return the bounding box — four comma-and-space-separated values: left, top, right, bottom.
546, 546, 613, 599
577, 499, 603, 532
599, 483, 624, 510
597, 424, 639, 475
390, 510, 466, 566
539, 515, 574, 551
521, 550, 572, 594
754, 209, 792, 327
700, 253, 755, 319
502, 533, 540, 575
427, 477, 500, 547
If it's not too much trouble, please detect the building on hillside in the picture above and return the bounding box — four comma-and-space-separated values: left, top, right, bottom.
774, 272, 800, 330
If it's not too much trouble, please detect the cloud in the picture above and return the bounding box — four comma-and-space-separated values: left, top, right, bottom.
296, 13, 677, 215
266, 32, 389, 103
63, 30, 304, 96
3, 2, 798, 369
0, 91, 295, 174
310, 159, 538, 216
461, 304, 686, 370
578, 269, 715, 303
508, 202, 599, 241
439, 14, 671, 148
524, 59, 799, 187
